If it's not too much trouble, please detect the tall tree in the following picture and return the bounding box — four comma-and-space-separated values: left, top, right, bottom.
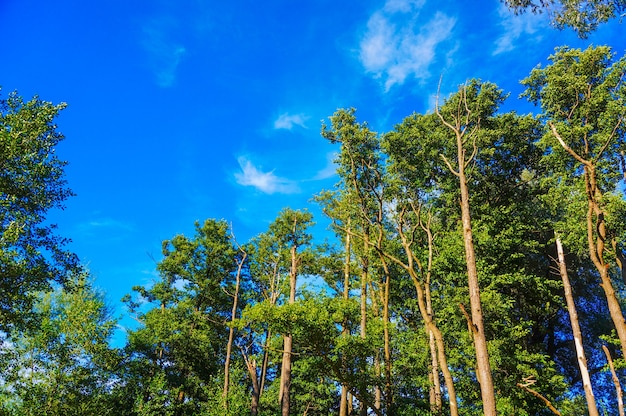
502, 0, 626, 37
555, 234, 599, 416
0, 90, 78, 329
270, 208, 314, 416
435, 81, 499, 415
523, 45, 626, 359
321, 108, 384, 415
124, 219, 237, 415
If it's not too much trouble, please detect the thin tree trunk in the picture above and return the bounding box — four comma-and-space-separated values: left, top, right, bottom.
369, 279, 382, 412
459, 162, 496, 415
602, 345, 625, 416
223, 250, 247, 407
585, 168, 626, 358
549, 125, 626, 359
340, 228, 351, 416
424, 218, 442, 414
555, 234, 599, 416
437, 88, 496, 415
260, 328, 271, 396
359, 227, 369, 416
279, 334, 293, 416
279, 244, 298, 416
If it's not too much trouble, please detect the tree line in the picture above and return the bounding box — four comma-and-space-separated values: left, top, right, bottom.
1, 33, 625, 416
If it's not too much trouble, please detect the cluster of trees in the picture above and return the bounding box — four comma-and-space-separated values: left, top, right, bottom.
0, 4, 625, 414
1, 43, 625, 415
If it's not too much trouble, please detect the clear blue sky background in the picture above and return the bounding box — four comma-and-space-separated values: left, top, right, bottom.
1, 0, 624, 343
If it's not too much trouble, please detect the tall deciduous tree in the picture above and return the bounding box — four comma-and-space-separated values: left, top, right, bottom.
270, 208, 314, 416
523, 45, 626, 359
435, 81, 500, 416
0, 91, 78, 329
124, 219, 237, 415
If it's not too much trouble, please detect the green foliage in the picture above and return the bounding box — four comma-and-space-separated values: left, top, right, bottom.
122, 219, 239, 415
502, 0, 626, 37
0, 272, 120, 416
0, 90, 78, 329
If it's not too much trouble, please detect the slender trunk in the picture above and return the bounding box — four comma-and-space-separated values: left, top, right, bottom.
425, 221, 442, 414
260, 328, 271, 396
241, 352, 260, 416
369, 279, 381, 412
340, 229, 351, 416
584, 165, 626, 359
555, 235, 599, 416
602, 345, 625, 416
456, 134, 496, 414
359, 227, 369, 416
223, 252, 247, 406
249, 363, 260, 416
436, 89, 495, 414
361, 227, 369, 340
408, 266, 458, 416
378, 255, 393, 412
279, 245, 298, 416
279, 334, 293, 416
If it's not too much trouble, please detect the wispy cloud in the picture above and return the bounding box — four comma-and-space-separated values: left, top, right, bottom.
312, 152, 338, 180
235, 156, 299, 194
274, 113, 310, 130
141, 17, 186, 87
359, 1, 456, 91
76, 217, 135, 238
492, 4, 545, 55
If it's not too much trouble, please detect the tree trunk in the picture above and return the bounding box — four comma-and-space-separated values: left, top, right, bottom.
223, 251, 247, 407
602, 345, 625, 416
279, 334, 293, 416
458, 158, 496, 415
279, 244, 298, 416
584, 165, 626, 359
555, 234, 599, 416
424, 220, 442, 414
436, 88, 496, 415
340, 229, 351, 416
358, 227, 369, 416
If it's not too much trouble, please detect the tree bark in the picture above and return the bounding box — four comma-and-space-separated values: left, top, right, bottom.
424, 217, 442, 414
602, 345, 625, 416
340, 229, 351, 416
458, 151, 496, 415
555, 234, 598, 416
279, 243, 298, 416
584, 165, 626, 358
549, 124, 626, 359
437, 89, 496, 415
223, 250, 247, 407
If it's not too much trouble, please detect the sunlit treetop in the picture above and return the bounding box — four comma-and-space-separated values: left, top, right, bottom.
502, 0, 626, 37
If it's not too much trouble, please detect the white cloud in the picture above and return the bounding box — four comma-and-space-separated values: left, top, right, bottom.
312, 152, 338, 180
492, 4, 544, 55
359, 2, 456, 91
383, 0, 425, 13
274, 113, 310, 130
234, 157, 299, 194
141, 17, 187, 87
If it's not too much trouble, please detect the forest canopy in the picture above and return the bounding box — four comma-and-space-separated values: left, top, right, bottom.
1, 5, 625, 415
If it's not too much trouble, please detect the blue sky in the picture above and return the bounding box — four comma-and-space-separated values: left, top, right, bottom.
1, 0, 624, 342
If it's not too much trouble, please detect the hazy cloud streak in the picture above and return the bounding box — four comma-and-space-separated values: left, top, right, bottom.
274, 113, 310, 130
141, 17, 187, 87
493, 4, 544, 55
359, 1, 456, 91
235, 157, 299, 194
